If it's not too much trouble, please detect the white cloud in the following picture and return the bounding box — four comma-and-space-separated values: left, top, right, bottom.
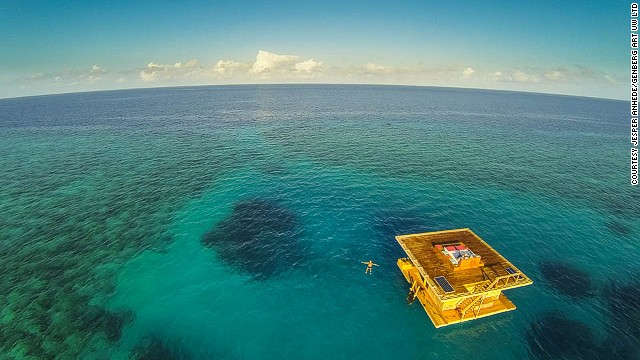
360, 63, 470, 79
175, 60, 199, 69
2, 51, 623, 100
544, 70, 568, 82
574, 65, 619, 84
250, 50, 299, 74
365, 63, 393, 74
91, 65, 107, 74
36, 65, 110, 85
213, 60, 248, 74
294, 58, 323, 74
83, 65, 108, 83
140, 62, 169, 81
244, 50, 324, 79
137, 51, 324, 82
512, 70, 540, 83
140, 60, 200, 82
485, 66, 618, 86
4, 64, 130, 99
462, 67, 475, 78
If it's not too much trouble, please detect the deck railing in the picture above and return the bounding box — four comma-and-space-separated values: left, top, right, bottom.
439, 272, 528, 300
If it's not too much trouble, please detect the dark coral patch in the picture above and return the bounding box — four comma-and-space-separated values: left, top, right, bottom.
130, 336, 192, 360
104, 309, 136, 342
538, 261, 593, 300
606, 220, 632, 237
602, 279, 640, 358
75, 305, 135, 343
201, 198, 304, 279
605, 280, 640, 336
602, 333, 640, 360
524, 312, 600, 360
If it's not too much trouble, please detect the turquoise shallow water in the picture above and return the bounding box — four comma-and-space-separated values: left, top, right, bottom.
0, 85, 638, 359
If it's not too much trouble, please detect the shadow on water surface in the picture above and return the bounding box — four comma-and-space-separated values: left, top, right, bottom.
201, 197, 306, 280
538, 261, 594, 300
605, 220, 632, 237
601, 276, 640, 360
524, 311, 601, 360
524, 275, 640, 360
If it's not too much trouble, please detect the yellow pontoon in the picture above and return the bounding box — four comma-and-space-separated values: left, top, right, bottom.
396, 228, 532, 328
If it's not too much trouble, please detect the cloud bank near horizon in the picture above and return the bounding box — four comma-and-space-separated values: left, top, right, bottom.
1, 50, 623, 100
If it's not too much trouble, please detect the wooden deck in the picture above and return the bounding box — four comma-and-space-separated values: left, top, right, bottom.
396, 228, 530, 298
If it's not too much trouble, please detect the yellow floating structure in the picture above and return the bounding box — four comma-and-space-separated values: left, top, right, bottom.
396, 228, 532, 328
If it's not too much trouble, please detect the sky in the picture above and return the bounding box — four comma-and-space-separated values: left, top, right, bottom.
0, 0, 629, 99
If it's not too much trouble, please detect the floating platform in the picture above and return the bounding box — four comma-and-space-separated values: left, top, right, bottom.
396, 228, 532, 328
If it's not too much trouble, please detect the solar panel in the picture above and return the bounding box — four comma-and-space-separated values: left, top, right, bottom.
505, 267, 523, 280
434, 276, 455, 293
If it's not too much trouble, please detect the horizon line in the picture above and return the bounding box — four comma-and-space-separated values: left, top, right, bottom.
0, 83, 627, 103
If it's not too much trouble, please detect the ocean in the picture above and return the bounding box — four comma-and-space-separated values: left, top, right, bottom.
0, 85, 637, 360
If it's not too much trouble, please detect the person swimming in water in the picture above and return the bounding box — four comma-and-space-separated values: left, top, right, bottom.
361, 260, 379, 274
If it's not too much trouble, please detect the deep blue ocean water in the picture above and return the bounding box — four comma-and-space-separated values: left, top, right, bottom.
0, 85, 637, 360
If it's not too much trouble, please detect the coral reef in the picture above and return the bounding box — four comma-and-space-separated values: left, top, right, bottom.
538, 261, 594, 299
524, 312, 601, 360
201, 198, 305, 279
601, 278, 640, 359
606, 220, 632, 237
0, 116, 243, 357
130, 336, 192, 360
